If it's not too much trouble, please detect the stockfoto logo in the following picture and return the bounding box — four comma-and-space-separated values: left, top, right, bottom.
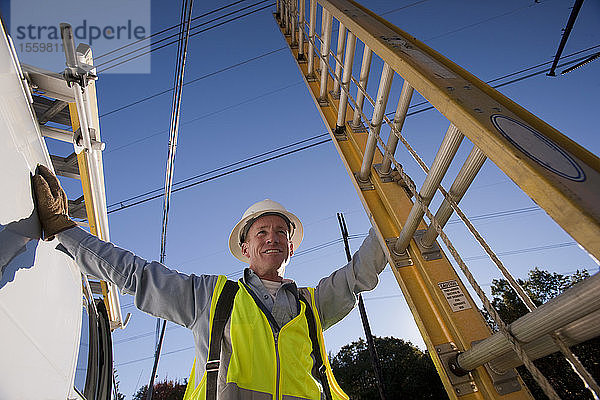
16, 20, 146, 46
10, 0, 151, 73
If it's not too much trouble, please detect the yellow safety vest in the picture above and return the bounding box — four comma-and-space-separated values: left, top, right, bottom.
183, 275, 348, 400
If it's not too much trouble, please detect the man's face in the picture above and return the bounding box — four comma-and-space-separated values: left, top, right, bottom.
241, 214, 294, 281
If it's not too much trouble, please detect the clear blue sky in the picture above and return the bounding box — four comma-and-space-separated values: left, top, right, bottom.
6, 0, 600, 397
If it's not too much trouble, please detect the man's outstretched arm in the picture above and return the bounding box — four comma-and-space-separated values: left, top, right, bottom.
32, 165, 217, 329
314, 228, 387, 331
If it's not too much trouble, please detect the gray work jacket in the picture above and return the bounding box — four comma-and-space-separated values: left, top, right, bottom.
57, 226, 386, 391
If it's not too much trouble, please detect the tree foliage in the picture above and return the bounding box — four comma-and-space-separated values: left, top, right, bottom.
113, 368, 126, 400
489, 267, 599, 399
132, 378, 188, 400
331, 336, 449, 399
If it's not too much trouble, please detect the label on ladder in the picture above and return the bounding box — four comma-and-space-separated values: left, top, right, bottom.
438, 280, 472, 312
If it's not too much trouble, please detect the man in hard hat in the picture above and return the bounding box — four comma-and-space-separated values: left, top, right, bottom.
32, 165, 387, 400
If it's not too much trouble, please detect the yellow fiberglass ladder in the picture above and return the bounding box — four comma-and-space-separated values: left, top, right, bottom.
274, 0, 600, 399
21, 24, 128, 398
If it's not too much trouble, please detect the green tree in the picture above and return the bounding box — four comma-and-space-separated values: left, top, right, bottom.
132, 378, 188, 400
113, 368, 126, 400
331, 336, 449, 399
489, 267, 599, 399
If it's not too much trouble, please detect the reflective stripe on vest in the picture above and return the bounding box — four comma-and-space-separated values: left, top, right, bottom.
183, 276, 349, 400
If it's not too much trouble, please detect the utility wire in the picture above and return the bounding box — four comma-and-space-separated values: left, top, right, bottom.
396, 49, 599, 118
104, 81, 302, 154
107, 137, 331, 214
97, 3, 274, 73
96, 0, 271, 69
147, 0, 194, 397
380, 0, 429, 16
422, 2, 538, 42
99, 47, 287, 117
95, 0, 247, 60
108, 132, 327, 207
99, 43, 599, 121
104, 44, 598, 215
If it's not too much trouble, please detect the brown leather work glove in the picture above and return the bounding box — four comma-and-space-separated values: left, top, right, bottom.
32, 164, 77, 241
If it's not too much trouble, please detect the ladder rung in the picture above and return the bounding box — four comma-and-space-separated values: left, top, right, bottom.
394, 124, 464, 254
335, 32, 356, 132
21, 64, 74, 103
41, 126, 105, 150
37, 99, 68, 125
379, 80, 414, 175
32, 96, 71, 126
331, 22, 346, 98
68, 195, 87, 220
318, 9, 333, 103
87, 279, 103, 296
489, 308, 600, 374
50, 153, 80, 179
420, 146, 487, 248
351, 45, 372, 128
358, 62, 394, 182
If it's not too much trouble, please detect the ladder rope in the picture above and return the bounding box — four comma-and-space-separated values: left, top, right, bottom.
378, 138, 560, 399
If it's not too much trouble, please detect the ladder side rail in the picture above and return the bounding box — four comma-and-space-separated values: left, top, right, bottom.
60, 26, 124, 329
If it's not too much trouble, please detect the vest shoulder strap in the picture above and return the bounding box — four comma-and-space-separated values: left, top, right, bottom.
299, 292, 333, 400
206, 279, 239, 400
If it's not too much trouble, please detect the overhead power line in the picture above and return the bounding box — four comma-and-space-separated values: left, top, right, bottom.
103, 44, 599, 215
396, 45, 600, 118
107, 136, 331, 214
108, 132, 327, 208
99, 47, 287, 117
145, 0, 195, 396
97, 2, 274, 72
100, 42, 599, 120
95, 0, 248, 60
104, 81, 303, 154
97, 0, 271, 69
380, 0, 429, 16
423, 2, 538, 42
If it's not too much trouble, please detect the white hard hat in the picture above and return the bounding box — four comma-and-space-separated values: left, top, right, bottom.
229, 199, 303, 263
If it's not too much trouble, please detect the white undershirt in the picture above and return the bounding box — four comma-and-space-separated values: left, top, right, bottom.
260, 279, 283, 299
